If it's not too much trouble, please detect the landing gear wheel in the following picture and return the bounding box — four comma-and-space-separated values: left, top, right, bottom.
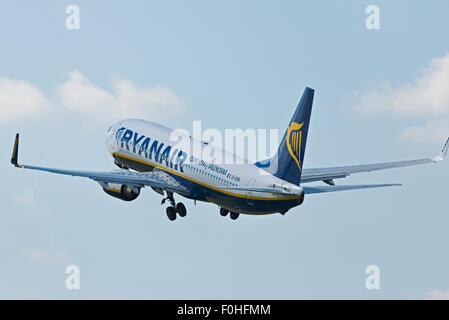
166, 206, 177, 221
220, 208, 229, 217
230, 212, 240, 220
176, 202, 187, 217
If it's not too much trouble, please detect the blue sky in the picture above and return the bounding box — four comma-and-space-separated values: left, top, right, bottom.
1, 0, 449, 299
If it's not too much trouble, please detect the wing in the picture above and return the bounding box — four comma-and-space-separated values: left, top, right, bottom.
227, 138, 448, 196
301, 137, 449, 184
10, 134, 188, 194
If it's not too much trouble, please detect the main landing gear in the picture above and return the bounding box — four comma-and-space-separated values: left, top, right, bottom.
161, 191, 187, 221
219, 207, 240, 220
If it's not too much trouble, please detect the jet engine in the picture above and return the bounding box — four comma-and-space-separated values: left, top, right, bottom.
103, 183, 140, 201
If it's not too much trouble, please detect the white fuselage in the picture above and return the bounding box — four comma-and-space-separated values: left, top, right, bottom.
106, 119, 302, 214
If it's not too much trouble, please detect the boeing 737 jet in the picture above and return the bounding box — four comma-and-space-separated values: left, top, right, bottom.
10, 88, 449, 220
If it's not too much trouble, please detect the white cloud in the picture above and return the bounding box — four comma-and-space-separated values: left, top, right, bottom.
56, 71, 185, 125
16, 187, 35, 206
399, 117, 449, 143
0, 78, 49, 124
424, 289, 449, 300
24, 247, 70, 265
349, 53, 449, 143
0, 71, 185, 127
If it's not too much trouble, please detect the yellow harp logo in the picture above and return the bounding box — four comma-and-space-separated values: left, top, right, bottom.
286, 122, 303, 172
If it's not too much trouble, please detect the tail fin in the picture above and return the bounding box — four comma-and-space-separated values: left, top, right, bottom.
264, 87, 315, 185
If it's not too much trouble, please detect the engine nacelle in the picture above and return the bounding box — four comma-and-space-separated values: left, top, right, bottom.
103, 184, 140, 201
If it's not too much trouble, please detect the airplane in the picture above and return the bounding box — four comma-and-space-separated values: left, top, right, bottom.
10, 87, 449, 221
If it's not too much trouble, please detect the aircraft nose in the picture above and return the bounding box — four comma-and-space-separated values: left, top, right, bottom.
105, 122, 121, 154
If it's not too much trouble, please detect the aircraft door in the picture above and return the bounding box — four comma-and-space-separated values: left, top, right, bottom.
246, 178, 256, 206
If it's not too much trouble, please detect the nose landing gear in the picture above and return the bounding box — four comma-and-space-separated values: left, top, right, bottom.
162, 191, 187, 221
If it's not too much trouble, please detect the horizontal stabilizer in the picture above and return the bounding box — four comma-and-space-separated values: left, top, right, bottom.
302, 183, 401, 194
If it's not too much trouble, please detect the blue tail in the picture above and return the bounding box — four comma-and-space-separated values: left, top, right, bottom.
259, 87, 315, 185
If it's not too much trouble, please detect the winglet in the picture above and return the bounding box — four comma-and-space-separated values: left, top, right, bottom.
433, 137, 449, 163
11, 133, 21, 167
